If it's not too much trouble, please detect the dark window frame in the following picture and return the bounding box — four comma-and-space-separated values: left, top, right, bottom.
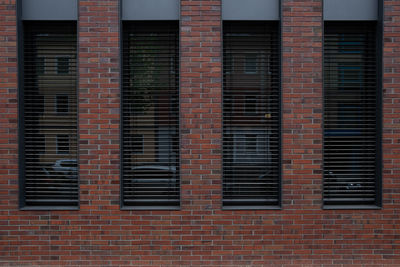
121, 21, 180, 210
222, 21, 281, 210
19, 21, 79, 210
323, 21, 382, 209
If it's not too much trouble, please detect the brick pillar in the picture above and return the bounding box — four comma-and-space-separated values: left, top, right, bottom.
383, 0, 400, 207
78, 0, 120, 209
180, 0, 222, 210
281, 0, 323, 209
0, 0, 18, 260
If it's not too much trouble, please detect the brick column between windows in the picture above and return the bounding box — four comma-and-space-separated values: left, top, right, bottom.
0, 1, 18, 212
281, 0, 323, 209
180, 0, 223, 210
383, 1, 400, 207
78, 0, 120, 209
0, 0, 18, 260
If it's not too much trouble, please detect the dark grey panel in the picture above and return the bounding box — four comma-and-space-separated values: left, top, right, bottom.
122, 0, 179, 20
222, 0, 279, 20
22, 0, 77, 20
324, 0, 377, 21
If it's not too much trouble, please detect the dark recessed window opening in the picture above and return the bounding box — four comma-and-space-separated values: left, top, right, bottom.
57, 57, 70, 74
223, 21, 280, 209
244, 95, 257, 116
56, 95, 69, 114
132, 134, 144, 155
244, 53, 257, 74
37, 57, 45, 75
26, 134, 45, 155
323, 21, 381, 208
122, 21, 180, 209
21, 21, 78, 208
56, 135, 70, 155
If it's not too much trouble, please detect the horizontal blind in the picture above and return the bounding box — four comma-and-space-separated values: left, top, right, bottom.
22, 22, 78, 207
223, 22, 280, 208
323, 22, 379, 206
122, 22, 180, 209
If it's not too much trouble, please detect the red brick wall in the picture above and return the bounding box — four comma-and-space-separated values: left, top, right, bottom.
78, 0, 120, 209
1, 0, 400, 266
180, 0, 222, 210
282, 0, 323, 210
383, 0, 400, 208
0, 0, 19, 263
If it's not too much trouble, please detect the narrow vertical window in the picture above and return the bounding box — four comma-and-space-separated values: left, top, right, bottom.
56, 95, 69, 114
56, 57, 70, 74
223, 22, 280, 208
37, 57, 45, 75
21, 22, 78, 208
122, 21, 179, 209
56, 135, 70, 155
323, 22, 381, 207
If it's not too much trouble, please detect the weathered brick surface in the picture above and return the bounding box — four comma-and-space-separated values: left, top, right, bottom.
180, 0, 222, 211
0, 0, 400, 266
0, 0, 18, 263
78, 0, 120, 209
383, 0, 400, 208
281, 0, 323, 210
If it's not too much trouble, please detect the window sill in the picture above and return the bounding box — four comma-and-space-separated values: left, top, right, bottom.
121, 206, 180, 211
323, 205, 381, 210
20, 206, 79, 211
222, 205, 281, 210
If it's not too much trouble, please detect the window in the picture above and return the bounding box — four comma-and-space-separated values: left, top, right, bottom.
224, 53, 233, 74
223, 21, 280, 209
37, 57, 45, 75
33, 94, 45, 115
25, 134, 45, 155
323, 22, 381, 208
56, 95, 69, 113
56, 57, 70, 74
244, 95, 257, 116
244, 53, 257, 73
20, 21, 78, 208
130, 134, 144, 155
56, 135, 70, 155
122, 21, 180, 209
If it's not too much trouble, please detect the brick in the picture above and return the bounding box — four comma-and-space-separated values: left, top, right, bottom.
0, 0, 399, 266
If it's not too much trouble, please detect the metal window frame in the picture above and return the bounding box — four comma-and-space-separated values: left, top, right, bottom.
21, 0, 78, 20
119, 20, 181, 210
322, 9, 383, 209
121, 0, 179, 21
17, 11, 80, 210
323, 0, 378, 21
221, 16, 282, 210
222, 0, 280, 21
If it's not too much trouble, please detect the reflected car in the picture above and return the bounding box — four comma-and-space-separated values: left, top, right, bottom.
52, 159, 78, 178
